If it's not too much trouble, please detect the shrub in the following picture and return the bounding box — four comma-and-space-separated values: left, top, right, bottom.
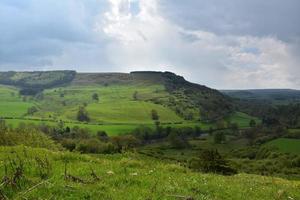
27, 106, 38, 115
168, 131, 190, 149
188, 149, 237, 175
61, 139, 77, 152
111, 135, 140, 152
77, 107, 90, 122
75, 139, 111, 154
213, 131, 226, 144
151, 109, 159, 121
92, 93, 99, 101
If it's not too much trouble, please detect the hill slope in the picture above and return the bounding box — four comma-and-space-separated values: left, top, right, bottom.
0, 71, 236, 134
1, 146, 299, 200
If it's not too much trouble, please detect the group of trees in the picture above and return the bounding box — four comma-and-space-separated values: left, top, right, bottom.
0, 71, 76, 96
0, 120, 60, 150
236, 99, 300, 129
132, 124, 203, 149
77, 106, 90, 122
188, 150, 237, 175
0, 120, 141, 154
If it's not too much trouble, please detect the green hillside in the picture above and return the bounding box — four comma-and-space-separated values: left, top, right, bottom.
1, 71, 300, 199
1, 146, 299, 200
0, 71, 241, 135
265, 138, 300, 154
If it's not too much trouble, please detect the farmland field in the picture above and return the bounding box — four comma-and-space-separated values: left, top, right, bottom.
265, 138, 300, 154
0, 82, 257, 135
227, 112, 260, 128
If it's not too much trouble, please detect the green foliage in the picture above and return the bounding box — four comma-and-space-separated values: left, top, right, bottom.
250, 119, 257, 127
265, 138, 300, 154
213, 131, 226, 144
76, 138, 115, 154
111, 135, 141, 151
77, 106, 90, 122
0, 71, 76, 95
151, 109, 159, 121
168, 131, 190, 149
188, 149, 237, 175
27, 106, 38, 115
92, 93, 99, 101
0, 123, 60, 150
132, 91, 138, 100
0, 146, 299, 200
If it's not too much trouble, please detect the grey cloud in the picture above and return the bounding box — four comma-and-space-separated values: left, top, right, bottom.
160, 0, 300, 42
0, 0, 109, 70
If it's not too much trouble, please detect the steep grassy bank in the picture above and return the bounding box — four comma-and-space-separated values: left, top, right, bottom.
0, 146, 299, 200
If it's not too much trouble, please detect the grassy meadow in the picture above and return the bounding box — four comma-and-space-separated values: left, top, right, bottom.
265, 138, 300, 154
0, 83, 218, 135
1, 72, 300, 199
1, 146, 299, 200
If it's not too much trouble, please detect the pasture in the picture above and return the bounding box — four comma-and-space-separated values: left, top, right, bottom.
265, 138, 300, 154
1, 146, 300, 200
228, 112, 260, 127
0, 84, 255, 135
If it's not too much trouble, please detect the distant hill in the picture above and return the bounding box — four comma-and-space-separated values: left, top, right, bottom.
0, 70, 76, 95
222, 89, 300, 104
0, 70, 233, 122
72, 71, 233, 121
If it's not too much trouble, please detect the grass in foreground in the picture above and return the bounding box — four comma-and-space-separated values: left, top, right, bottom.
0, 146, 300, 200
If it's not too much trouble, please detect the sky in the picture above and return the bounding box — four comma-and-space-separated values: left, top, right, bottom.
0, 0, 299, 89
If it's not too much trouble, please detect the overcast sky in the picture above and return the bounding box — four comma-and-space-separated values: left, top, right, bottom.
0, 0, 299, 89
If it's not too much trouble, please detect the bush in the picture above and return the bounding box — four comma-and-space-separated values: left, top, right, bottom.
188, 149, 237, 175
61, 139, 76, 151
168, 131, 190, 149
214, 131, 226, 144
92, 93, 99, 101
111, 135, 140, 152
76, 139, 116, 154
77, 106, 90, 122
0, 126, 61, 151
151, 109, 159, 121
27, 106, 38, 115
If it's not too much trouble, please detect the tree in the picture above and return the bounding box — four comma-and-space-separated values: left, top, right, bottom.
27, 106, 38, 115
249, 119, 256, 127
229, 122, 239, 135
92, 93, 99, 101
133, 91, 138, 101
77, 106, 90, 122
214, 131, 226, 144
189, 149, 236, 175
244, 128, 257, 145
0, 119, 7, 133
111, 135, 140, 152
208, 127, 214, 136
97, 131, 108, 142
151, 109, 159, 121
194, 126, 202, 137
216, 120, 226, 129
168, 131, 189, 149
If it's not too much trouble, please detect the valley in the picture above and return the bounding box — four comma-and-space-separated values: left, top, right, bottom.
0, 71, 299, 199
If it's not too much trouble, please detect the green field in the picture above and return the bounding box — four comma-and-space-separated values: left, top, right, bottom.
265, 138, 300, 154
289, 129, 300, 133
228, 112, 261, 127
0, 81, 256, 135
1, 146, 299, 200
4, 118, 211, 136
